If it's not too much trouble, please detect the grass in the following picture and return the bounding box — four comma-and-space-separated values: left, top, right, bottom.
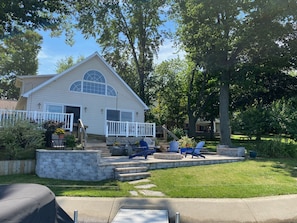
0, 174, 134, 197
149, 159, 297, 198
1, 158, 297, 198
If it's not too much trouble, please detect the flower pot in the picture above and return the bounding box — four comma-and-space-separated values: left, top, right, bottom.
249, 151, 257, 158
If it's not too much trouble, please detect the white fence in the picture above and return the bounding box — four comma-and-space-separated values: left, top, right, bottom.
0, 109, 74, 131
106, 120, 156, 137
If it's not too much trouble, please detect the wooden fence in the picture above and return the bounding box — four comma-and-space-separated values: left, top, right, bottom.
0, 160, 35, 176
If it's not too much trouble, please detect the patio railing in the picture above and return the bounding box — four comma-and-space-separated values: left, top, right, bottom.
0, 109, 74, 132
106, 120, 156, 137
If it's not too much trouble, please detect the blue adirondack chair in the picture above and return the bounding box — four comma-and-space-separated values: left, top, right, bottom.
129, 140, 155, 159
185, 141, 206, 158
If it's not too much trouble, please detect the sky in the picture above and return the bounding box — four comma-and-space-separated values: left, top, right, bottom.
37, 29, 184, 75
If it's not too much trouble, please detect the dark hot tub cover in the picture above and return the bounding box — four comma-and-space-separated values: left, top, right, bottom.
0, 183, 73, 223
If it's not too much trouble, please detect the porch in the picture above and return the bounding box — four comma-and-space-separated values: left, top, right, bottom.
106, 120, 156, 137
0, 109, 156, 138
0, 109, 74, 131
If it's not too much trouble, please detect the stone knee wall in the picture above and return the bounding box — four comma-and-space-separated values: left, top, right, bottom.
217, 146, 245, 157
36, 150, 101, 181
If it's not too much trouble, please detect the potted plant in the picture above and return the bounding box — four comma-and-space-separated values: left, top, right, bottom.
178, 136, 196, 148
178, 136, 196, 154
42, 120, 64, 147
54, 128, 65, 139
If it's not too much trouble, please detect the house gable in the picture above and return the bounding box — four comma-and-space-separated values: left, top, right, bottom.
21, 52, 148, 110
16, 52, 149, 135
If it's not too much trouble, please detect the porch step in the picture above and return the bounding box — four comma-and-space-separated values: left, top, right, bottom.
115, 166, 148, 174
115, 166, 150, 182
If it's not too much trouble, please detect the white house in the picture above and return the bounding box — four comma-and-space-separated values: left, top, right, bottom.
14, 52, 152, 136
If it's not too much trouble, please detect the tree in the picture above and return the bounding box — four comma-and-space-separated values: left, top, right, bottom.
0, 30, 42, 99
73, 0, 167, 105
0, 0, 73, 39
55, 56, 85, 73
150, 58, 188, 128
172, 0, 297, 146
186, 63, 219, 137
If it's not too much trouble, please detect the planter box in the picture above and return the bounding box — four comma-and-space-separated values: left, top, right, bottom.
110, 146, 125, 156
180, 148, 193, 155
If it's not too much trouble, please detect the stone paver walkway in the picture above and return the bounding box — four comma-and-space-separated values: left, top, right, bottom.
128, 179, 165, 197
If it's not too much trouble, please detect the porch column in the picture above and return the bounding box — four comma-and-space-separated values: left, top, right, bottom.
125, 122, 129, 137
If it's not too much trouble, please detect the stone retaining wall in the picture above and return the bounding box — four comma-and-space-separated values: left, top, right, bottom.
36, 150, 101, 181
36, 150, 245, 182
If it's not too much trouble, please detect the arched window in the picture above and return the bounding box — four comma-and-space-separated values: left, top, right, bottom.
84, 70, 105, 83
70, 70, 117, 96
70, 81, 82, 92
107, 85, 117, 96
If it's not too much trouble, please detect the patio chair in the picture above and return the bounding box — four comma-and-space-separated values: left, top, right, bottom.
185, 141, 205, 158
168, 140, 179, 153
129, 140, 156, 159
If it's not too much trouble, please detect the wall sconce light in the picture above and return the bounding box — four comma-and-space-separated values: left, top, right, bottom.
100, 108, 104, 114
136, 112, 138, 116
84, 107, 87, 112
38, 103, 41, 109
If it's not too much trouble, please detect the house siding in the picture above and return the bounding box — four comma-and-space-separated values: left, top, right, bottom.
25, 55, 145, 135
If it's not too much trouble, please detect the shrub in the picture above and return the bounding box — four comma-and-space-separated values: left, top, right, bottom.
171, 127, 185, 140
0, 121, 45, 160
255, 137, 296, 158
65, 134, 76, 148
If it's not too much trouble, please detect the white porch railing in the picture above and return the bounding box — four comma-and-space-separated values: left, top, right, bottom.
106, 120, 156, 137
0, 109, 74, 132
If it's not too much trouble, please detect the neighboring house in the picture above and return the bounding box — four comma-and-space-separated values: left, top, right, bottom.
15, 52, 149, 135
195, 118, 220, 134
0, 99, 17, 110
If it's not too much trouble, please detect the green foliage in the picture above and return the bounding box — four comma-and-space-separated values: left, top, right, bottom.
0, 121, 45, 160
0, 0, 73, 38
55, 55, 85, 73
0, 30, 42, 99
65, 134, 76, 149
171, 127, 185, 139
172, 0, 297, 145
178, 135, 196, 148
270, 98, 297, 141
231, 106, 272, 140
253, 138, 297, 159
149, 58, 188, 127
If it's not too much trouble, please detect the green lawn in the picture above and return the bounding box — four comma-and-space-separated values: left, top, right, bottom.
1, 158, 297, 198
149, 159, 297, 198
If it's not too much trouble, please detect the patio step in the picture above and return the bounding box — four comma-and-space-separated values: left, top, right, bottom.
115, 166, 150, 182
117, 172, 151, 182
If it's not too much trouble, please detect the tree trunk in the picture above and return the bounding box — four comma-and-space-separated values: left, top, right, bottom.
219, 72, 232, 146
188, 113, 197, 137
